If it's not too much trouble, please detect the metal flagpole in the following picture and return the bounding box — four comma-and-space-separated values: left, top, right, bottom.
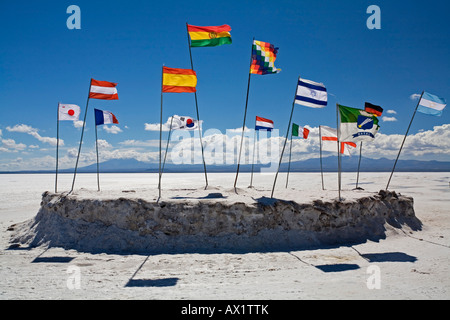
336, 103, 342, 201
355, 142, 363, 190
319, 125, 325, 190
186, 22, 208, 189
386, 91, 424, 190
55, 102, 60, 193
161, 116, 175, 179
271, 80, 298, 198
70, 81, 91, 193
285, 129, 293, 188
94, 119, 100, 191
158, 66, 164, 201
249, 118, 257, 188
234, 37, 255, 192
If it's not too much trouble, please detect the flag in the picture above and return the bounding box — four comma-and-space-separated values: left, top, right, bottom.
365, 102, 383, 116
417, 92, 447, 116
89, 79, 119, 100
292, 123, 309, 139
338, 104, 380, 142
59, 103, 81, 121
295, 78, 327, 108
255, 116, 274, 131
250, 40, 280, 75
170, 115, 202, 131
162, 67, 197, 93
187, 24, 232, 47
94, 109, 119, 126
320, 126, 356, 156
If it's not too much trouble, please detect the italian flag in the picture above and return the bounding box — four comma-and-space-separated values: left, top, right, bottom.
187, 24, 232, 47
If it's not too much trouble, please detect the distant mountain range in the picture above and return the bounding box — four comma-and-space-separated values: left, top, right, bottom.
2, 157, 450, 174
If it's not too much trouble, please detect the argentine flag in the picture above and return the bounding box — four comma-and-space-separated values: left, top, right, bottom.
417, 92, 446, 116
295, 77, 327, 108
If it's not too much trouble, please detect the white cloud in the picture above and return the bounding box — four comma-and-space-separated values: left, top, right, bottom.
386, 110, 397, 114
102, 125, 122, 134
6, 124, 61, 146
410, 93, 421, 101
1, 138, 27, 151
381, 116, 397, 122
73, 120, 84, 128
119, 139, 160, 148
97, 139, 112, 148
144, 116, 174, 132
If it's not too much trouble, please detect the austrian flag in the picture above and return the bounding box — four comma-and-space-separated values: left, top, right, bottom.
89, 79, 119, 100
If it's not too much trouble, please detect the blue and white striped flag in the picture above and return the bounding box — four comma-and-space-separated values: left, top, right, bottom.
417, 92, 446, 116
295, 78, 327, 108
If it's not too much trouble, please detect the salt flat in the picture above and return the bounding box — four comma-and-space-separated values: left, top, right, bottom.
0, 172, 449, 300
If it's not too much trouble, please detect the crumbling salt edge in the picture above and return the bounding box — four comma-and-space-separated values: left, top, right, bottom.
9, 190, 422, 254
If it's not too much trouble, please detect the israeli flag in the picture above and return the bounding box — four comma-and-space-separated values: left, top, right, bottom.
295, 78, 327, 108
417, 92, 446, 116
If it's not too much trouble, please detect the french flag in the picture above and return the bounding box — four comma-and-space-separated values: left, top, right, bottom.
89, 78, 119, 100
255, 116, 274, 131
94, 109, 119, 126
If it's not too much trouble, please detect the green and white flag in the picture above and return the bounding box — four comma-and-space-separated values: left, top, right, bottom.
338, 104, 380, 142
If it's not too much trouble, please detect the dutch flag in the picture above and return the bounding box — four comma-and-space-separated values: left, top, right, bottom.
255, 116, 274, 131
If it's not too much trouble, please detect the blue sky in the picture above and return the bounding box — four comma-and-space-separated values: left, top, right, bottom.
0, 0, 449, 171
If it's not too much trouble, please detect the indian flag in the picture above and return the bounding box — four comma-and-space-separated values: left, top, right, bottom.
162, 67, 197, 93
187, 24, 232, 47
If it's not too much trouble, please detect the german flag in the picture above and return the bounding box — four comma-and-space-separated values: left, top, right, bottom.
162, 67, 197, 93
365, 102, 383, 116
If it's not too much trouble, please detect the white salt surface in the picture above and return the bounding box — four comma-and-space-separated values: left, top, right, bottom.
1, 172, 449, 299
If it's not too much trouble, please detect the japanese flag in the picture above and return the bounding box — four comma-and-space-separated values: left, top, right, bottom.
59, 103, 81, 121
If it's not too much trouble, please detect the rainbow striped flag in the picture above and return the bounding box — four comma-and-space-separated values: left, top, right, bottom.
187, 24, 232, 47
250, 40, 280, 75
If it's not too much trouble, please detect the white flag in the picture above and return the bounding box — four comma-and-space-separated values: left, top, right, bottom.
320, 125, 356, 156
170, 115, 202, 131
59, 103, 81, 121
295, 78, 327, 108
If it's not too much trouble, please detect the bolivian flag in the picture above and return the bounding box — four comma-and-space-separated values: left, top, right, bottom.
187, 24, 232, 47
162, 67, 197, 93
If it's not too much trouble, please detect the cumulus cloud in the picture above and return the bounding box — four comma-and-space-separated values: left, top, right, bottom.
1, 138, 27, 151
410, 93, 421, 101
6, 124, 61, 146
386, 110, 397, 114
381, 116, 398, 122
102, 125, 122, 134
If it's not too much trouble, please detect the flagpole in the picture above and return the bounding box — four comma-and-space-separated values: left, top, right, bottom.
55, 102, 60, 193
271, 80, 297, 198
319, 126, 325, 190
234, 37, 255, 191
158, 66, 164, 201
94, 119, 100, 192
285, 129, 293, 188
249, 118, 257, 188
355, 142, 363, 190
161, 116, 175, 178
186, 22, 208, 189
70, 81, 91, 193
386, 91, 424, 190
336, 103, 342, 201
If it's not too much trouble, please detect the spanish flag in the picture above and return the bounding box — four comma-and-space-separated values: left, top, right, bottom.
162, 67, 197, 93
187, 24, 232, 47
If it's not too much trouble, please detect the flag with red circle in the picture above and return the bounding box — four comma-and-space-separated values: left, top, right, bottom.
59, 103, 81, 121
